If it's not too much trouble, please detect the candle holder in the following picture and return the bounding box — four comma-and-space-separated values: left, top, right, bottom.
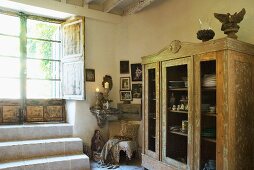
102, 75, 113, 91
104, 88, 110, 101
95, 92, 103, 109
103, 88, 113, 110
100, 75, 113, 110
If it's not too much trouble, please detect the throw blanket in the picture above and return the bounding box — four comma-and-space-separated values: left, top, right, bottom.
100, 138, 123, 164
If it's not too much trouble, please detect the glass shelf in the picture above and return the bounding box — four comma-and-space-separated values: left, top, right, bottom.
170, 131, 188, 137
202, 137, 216, 143
169, 88, 188, 91
201, 87, 216, 91
202, 113, 216, 117
168, 109, 188, 114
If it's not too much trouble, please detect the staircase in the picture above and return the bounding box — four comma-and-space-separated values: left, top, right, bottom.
0, 124, 90, 170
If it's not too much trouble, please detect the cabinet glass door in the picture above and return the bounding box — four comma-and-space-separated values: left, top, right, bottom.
161, 57, 193, 169
144, 62, 160, 159
194, 53, 218, 170
200, 60, 216, 170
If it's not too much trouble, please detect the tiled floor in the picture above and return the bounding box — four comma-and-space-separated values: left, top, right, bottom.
90, 159, 143, 170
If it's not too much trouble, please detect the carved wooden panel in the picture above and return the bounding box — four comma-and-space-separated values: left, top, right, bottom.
3, 106, 20, 123
26, 99, 65, 122
26, 106, 44, 122
0, 99, 65, 124
234, 60, 253, 169
0, 107, 2, 123
45, 106, 63, 121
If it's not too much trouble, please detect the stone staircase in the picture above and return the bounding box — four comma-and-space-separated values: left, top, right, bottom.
0, 124, 90, 170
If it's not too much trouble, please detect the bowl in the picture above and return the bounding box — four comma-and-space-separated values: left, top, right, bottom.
197, 29, 215, 42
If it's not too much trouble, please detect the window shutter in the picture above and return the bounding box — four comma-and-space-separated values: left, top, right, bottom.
61, 17, 85, 100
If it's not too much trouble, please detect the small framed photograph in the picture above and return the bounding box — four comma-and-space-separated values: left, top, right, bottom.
85, 69, 95, 82
120, 91, 132, 101
120, 77, 130, 90
120, 60, 129, 74
132, 83, 142, 98
131, 63, 142, 81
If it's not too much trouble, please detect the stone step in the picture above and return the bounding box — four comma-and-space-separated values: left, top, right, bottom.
0, 124, 73, 142
0, 154, 90, 170
0, 138, 83, 162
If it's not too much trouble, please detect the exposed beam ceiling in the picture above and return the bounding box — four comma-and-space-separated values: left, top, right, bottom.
85, 0, 158, 16
104, 0, 125, 13
126, 0, 155, 15
6, 0, 122, 23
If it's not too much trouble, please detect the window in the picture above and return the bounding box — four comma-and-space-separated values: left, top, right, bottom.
0, 14, 20, 98
26, 19, 61, 98
0, 13, 62, 99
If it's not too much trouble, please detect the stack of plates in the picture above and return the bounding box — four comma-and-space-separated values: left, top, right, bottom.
202, 74, 216, 87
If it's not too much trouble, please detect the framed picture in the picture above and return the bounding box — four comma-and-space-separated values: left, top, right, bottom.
131, 63, 142, 81
86, 69, 95, 82
120, 91, 132, 101
117, 103, 141, 120
120, 60, 129, 74
120, 77, 130, 90
132, 83, 142, 98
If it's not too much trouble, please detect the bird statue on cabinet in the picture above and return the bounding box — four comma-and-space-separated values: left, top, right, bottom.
214, 8, 246, 39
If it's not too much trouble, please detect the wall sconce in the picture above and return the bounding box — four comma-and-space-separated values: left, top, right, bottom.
90, 75, 119, 128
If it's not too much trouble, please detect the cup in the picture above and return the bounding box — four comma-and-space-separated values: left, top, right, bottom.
172, 105, 176, 111
177, 105, 181, 111
209, 106, 216, 113
182, 120, 188, 131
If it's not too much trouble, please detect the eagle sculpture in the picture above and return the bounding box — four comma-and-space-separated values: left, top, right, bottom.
214, 8, 246, 39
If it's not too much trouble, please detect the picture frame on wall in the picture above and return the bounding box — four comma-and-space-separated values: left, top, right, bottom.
85, 69, 95, 82
120, 77, 130, 90
120, 60, 129, 74
120, 91, 132, 101
131, 63, 142, 81
132, 83, 142, 98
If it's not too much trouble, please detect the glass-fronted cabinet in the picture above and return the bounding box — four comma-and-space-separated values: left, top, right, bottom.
143, 62, 160, 160
142, 38, 254, 170
161, 57, 193, 169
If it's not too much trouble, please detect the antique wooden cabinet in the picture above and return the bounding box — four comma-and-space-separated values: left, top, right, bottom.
141, 38, 254, 170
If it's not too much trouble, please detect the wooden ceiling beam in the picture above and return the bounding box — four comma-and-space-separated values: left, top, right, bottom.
125, 0, 155, 15
103, 0, 125, 13
84, 0, 97, 3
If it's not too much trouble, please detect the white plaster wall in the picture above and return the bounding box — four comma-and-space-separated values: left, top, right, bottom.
66, 18, 118, 147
